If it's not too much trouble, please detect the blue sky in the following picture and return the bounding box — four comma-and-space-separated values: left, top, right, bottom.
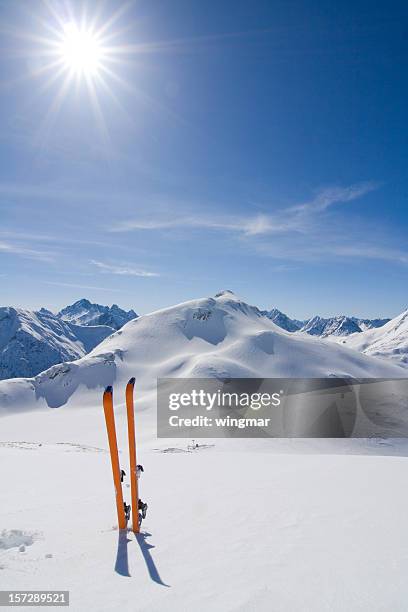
0, 0, 407, 318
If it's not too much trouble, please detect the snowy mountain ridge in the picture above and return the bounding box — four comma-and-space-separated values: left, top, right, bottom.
0, 293, 403, 384
0, 299, 139, 381
261, 308, 304, 332
338, 309, 408, 366
262, 308, 390, 336
300, 315, 362, 337
58, 298, 137, 329
0, 306, 114, 380
0, 291, 404, 415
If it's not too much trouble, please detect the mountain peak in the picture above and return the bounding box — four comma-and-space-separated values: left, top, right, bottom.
74, 298, 92, 308
2, 291, 403, 412
214, 290, 237, 298
261, 308, 303, 332
0, 306, 113, 380
57, 299, 138, 330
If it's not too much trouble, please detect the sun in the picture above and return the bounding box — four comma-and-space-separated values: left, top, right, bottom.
13, 3, 137, 144
58, 23, 104, 77
8, 2, 178, 146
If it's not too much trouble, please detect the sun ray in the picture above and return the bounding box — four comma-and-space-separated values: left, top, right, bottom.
94, 1, 134, 40
3, 0, 196, 150
98, 63, 194, 130
93, 70, 135, 130
0, 56, 64, 92
41, 0, 73, 33
95, 22, 137, 46
84, 72, 110, 151
36, 70, 74, 151
88, 0, 109, 33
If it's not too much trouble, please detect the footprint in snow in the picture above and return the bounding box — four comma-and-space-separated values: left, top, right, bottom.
0, 529, 37, 551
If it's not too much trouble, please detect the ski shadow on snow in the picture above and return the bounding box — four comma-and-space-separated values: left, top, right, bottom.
115, 530, 131, 577
114, 529, 169, 586
135, 531, 170, 587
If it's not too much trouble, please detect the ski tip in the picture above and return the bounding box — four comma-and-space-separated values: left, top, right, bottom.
128, 377, 136, 386
104, 385, 113, 394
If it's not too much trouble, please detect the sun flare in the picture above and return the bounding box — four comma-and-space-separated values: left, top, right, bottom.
10, 2, 169, 146
15, 2, 137, 143
58, 23, 104, 77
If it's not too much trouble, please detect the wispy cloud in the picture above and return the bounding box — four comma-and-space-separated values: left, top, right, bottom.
0, 182, 102, 202
110, 213, 299, 236
0, 181, 143, 208
0, 240, 55, 262
328, 244, 408, 264
106, 180, 406, 267
109, 182, 378, 237
288, 182, 378, 214
43, 281, 125, 292
256, 237, 408, 265
91, 260, 160, 277
0, 230, 111, 249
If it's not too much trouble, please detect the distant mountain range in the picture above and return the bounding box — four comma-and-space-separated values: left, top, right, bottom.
0, 300, 138, 380
0, 291, 403, 414
261, 306, 408, 366
260, 308, 305, 332
337, 309, 408, 366
0, 295, 405, 382
58, 298, 137, 330
263, 308, 390, 337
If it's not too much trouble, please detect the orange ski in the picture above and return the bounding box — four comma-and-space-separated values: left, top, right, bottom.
103, 386, 126, 530
125, 377, 140, 533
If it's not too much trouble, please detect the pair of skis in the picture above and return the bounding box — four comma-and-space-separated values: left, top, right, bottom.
103, 378, 140, 533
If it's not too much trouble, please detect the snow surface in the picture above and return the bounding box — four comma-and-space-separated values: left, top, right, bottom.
1, 293, 408, 611
2, 404, 408, 611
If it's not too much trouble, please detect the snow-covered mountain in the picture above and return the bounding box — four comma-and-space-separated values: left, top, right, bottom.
0, 291, 403, 414
300, 315, 363, 337
261, 308, 304, 332
338, 309, 408, 366
262, 309, 389, 337
1, 293, 407, 611
58, 298, 137, 330
0, 307, 113, 380
353, 317, 391, 331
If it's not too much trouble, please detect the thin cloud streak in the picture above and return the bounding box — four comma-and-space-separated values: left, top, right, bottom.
43, 281, 125, 292
91, 260, 160, 277
0, 181, 141, 206
0, 230, 112, 249
256, 240, 408, 265
289, 182, 379, 214
110, 213, 299, 235
331, 244, 408, 264
0, 240, 55, 262
110, 182, 378, 237
102, 180, 397, 267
